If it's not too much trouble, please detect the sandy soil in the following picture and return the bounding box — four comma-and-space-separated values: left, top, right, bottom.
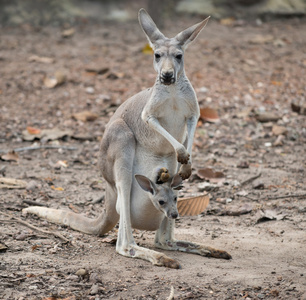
0, 13, 306, 300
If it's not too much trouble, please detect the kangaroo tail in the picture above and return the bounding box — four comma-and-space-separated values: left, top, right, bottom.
22, 206, 118, 236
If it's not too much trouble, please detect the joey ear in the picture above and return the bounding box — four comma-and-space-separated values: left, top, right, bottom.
135, 174, 156, 195
175, 16, 210, 49
138, 8, 165, 48
171, 174, 183, 189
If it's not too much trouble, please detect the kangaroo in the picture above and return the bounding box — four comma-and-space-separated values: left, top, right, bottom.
23, 9, 231, 268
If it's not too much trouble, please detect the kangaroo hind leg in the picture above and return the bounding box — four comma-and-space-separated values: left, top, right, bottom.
155, 217, 232, 260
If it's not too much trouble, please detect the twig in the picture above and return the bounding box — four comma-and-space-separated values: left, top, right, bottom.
240, 171, 262, 187
167, 286, 175, 300
22, 199, 47, 207
265, 193, 306, 201
0, 145, 77, 154
0, 211, 71, 244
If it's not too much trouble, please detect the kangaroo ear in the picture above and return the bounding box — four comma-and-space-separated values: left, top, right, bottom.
135, 174, 156, 195
138, 8, 165, 48
171, 174, 183, 189
175, 16, 210, 49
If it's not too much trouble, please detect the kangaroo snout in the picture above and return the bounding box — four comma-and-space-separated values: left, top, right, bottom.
170, 212, 178, 219
160, 71, 175, 85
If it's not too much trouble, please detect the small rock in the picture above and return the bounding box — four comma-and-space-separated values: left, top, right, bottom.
86, 87, 95, 94
272, 125, 288, 136
66, 274, 79, 282
273, 135, 285, 146
256, 112, 280, 123
26, 180, 39, 191
252, 180, 265, 189
76, 268, 88, 277
89, 272, 103, 283
90, 284, 100, 295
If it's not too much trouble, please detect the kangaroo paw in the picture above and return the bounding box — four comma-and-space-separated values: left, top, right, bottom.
179, 164, 192, 180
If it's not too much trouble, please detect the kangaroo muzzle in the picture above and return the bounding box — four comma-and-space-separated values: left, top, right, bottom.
160, 71, 175, 85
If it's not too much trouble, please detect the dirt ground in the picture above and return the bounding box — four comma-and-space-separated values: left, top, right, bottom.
0, 12, 306, 300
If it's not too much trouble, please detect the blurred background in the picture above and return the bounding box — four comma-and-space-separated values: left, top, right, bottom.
1, 0, 306, 27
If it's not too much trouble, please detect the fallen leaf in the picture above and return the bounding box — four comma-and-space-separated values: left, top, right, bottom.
68, 204, 80, 213
55, 160, 68, 168
44, 70, 67, 89
272, 125, 288, 136
291, 99, 306, 115
0, 177, 27, 189
72, 111, 99, 122
28, 55, 54, 64
142, 43, 153, 55
248, 34, 274, 44
200, 107, 219, 123
220, 204, 253, 216
31, 244, 41, 252
177, 194, 210, 216
22, 128, 73, 141
101, 237, 117, 244
197, 168, 225, 183
0, 242, 8, 252
61, 28, 75, 38
255, 112, 280, 123
106, 72, 125, 80
256, 209, 287, 223
27, 126, 41, 135
0, 151, 19, 162
220, 17, 235, 26
51, 185, 64, 191
85, 64, 109, 75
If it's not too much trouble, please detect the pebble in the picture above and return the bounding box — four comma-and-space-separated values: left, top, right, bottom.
90, 284, 99, 295
86, 87, 95, 94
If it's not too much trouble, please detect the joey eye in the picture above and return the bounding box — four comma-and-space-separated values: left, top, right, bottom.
159, 200, 165, 205
174, 197, 177, 202
175, 54, 182, 60
155, 53, 161, 60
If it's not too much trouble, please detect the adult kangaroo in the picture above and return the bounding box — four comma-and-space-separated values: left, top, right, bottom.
23, 9, 231, 268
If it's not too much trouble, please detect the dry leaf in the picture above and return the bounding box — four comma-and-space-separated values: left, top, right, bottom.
22, 128, 72, 141
197, 168, 225, 183
200, 107, 219, 123
0, 151, 19, 162
69, 204, 80, 213
85, 65, 109, 75
0, 242, 8, 252
44, 70, 66, 88
101, 237, 117, 244
249, 34, 274, 44
61, 28, 75, 38
272, 125, 287, 136
177, 194, 210, 216
51, 185, 64, 191
28, 55, 54, 64
220, 17, 235, 26
55, 160, 68, 168
27, 126, 41, 135
72, 111, 99, 122
255, 112, 280, 123
0, 178, 27, 189
142, 43, 153, 55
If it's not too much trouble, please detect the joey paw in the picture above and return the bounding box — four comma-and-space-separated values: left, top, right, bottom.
176, 147, 190, 164
179, 164, 192, 180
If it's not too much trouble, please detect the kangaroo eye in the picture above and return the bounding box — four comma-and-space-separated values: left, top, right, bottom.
155, 53, 161, 60
159, 200, 165, 205
174, 197, 177, 202
176, 54, 182, 60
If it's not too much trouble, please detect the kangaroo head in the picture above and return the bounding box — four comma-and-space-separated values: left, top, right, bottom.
138, 8, 210, 86
135, 173, 183, 219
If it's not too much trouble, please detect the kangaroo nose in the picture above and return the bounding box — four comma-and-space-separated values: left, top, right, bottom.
162, 71, 173, 79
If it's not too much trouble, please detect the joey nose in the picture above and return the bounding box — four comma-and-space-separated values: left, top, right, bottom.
171, 212, 178, 219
